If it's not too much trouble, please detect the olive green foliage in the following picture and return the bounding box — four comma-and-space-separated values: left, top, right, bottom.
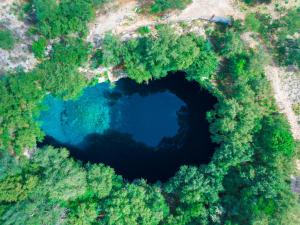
292, 103, 300, 115
31, 37, 47, 59
276, 37, 300, 68
0, 29, 15, 50
100, 33, 124, 67
0, 175, 38, 203
245, 13, 261, 32
99, 181, 169, 225
29, 0, 107, 38
185, 37, 219, 85
150, 0, 192, 14
245, 8, 300, 68
164, 165, 222, 224
31, 147, 87, 201
137, 26, 151, 35
100, 26, 218, 83
1, 19, 299, 225
87, 164, 116, 199
259, 115, 295, 158
213, 29, 245, 57
242, 0, 271, 5
2, 199, 66, 225
209, 24, 299, 225
0, 147, 169, 225
0, 72, 45, 155
275, 8, 300, 67
221, 115, 298, 224
66, 201, 98, 225
36, 38, 89, 99
0, 38, 89, 155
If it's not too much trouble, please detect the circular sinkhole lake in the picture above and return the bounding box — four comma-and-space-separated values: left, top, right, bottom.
38, 72, 217, 182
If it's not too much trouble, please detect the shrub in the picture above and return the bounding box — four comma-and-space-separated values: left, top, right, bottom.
32, 37, 47, 59
186, 38, 219, 84
100, 33, 124, 67
242, 0, 271, 5
260, 116, 295, 158
0, 29, 15, 50
245, 13, 261, 32
276, 38, 300, 67
150, 0, 192, 14
292, 103, 300, 115
29, 0, 109, 38
137, 26, 151, 35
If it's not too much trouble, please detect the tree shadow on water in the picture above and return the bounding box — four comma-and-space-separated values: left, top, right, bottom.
39, 72, 218, 182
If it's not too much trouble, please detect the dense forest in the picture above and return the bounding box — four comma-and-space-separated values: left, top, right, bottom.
0, 0, 299, 224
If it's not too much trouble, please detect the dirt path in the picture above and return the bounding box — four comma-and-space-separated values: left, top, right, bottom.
265, 65, 300, 140
242, 33, 300, 141
87, 0, 242, 43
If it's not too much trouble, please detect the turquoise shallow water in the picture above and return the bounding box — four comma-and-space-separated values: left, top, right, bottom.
38, 73, 218, 182
39, 81, 185, 147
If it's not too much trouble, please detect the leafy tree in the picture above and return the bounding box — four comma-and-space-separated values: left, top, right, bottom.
276, 37, 300, 68
66, 201, 97, 225
87, 164, 116, 199
36, 62, 87, 100
35, 38, 89, 99
1, 199, 66, 225
29, 0, 108, 38
99, 180, 169, 225
100, 26, 210, 83
186, 38, 218, 85
213, 29, 245, 57
50, 38, 91, 66
0, 151, 21, 179
0, 72, 45, 155
169, 34, 199, 70
0, 174, 38, 203
100, 33, 124, 67
0, 37, 89, 154
258, 115, 295, 158
164, 166, 212, 224
0, 29, 15, 50
31, 146, 87, 201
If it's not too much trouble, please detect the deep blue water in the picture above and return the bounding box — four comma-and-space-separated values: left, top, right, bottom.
39, 72, 217, 182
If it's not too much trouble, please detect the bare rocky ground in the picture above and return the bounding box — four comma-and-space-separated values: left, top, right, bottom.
0, 0, 37, 74
87, 0, 242, 44
265, 66, 300, 141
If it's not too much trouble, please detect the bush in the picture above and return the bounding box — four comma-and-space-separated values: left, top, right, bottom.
259, 116, 295, 158
100, 33, 124, 67
99, 26, 215, 83
150, 0, 192, 14
242, 0, 271, 5
32, 37, 47, 59
276, 38, 300, 67
245, 13, 261, 32
29, 0, 109, 38
35, 38, 90, 99
186, 38, 219, 85
137, 26, 151, 35
0, 29, 15, 50
292, 103, 300, 115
